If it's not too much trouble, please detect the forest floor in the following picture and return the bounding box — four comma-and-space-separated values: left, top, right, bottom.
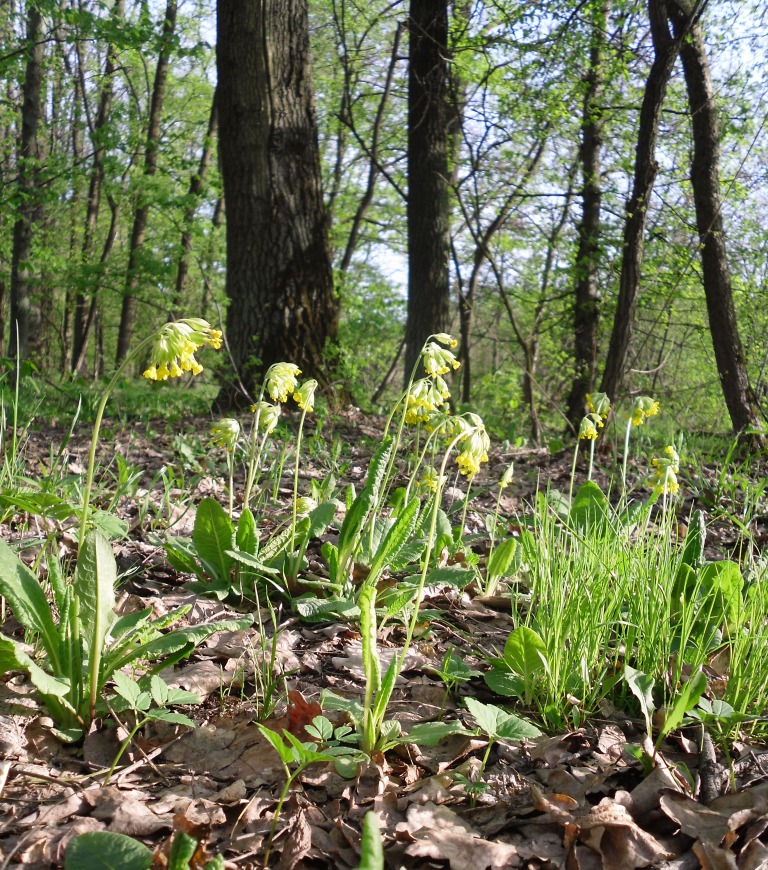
1, 410, 768, 869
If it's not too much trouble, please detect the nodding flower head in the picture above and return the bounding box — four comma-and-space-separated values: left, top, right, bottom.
143, 318, 222, 381
586, 391, 611, 419
455, 413, 490, 479
579, 413, 603, 441
250, 401, 281, 435
266, 362, 301, 403
434, 333, 458, 348
653, 445, 680, 495
628, 396, 659, 427
406, 376, 450, 416
210, 418, 240, 452
294, 379, 318, 412
422, 341, 460, 377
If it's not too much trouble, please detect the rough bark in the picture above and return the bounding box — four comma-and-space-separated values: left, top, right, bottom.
668, 0, 764, 441
9, 5, 44, 360
599, 0, 685, 401
115, 0, 177, 362
566, 0, 610, 429
216, 0, 338, 406
404, 0, 451, 382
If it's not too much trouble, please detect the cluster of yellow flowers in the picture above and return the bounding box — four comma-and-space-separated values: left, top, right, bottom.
143, 318, 222, 381
579, 391, 612, 440
653, 445, 680, 495
403, 337, 490, 479
210, 418, 240, 452
628, 395, 660, 427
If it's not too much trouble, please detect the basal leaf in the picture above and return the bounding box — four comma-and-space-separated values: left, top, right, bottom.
65, 831, 152, 870
503, 625, 547, 679
193, 498, 235, 585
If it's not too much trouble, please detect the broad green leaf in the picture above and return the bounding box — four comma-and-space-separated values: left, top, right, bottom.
495, 711, 542, 740
307, 501, 337, 538
226, 548, 280, 574
282, 729, 337, 764
65, 831, 152, 870
112, 671, 149, 710
0, 635, 70, 697
0, 538, 62, 667
137, 615, 253, 663
149, 674, 169, 707
465, 696, 502, 738
91, 510, 129, 540
356, 811, 384, 870
680, 510, 706, 571
483, 669, 526, 698
487, 537, 519, 582
360, 586, 381, 694
503, 626, 547, 679
74, 530, 117, 663
236, 507, 258, 555
658, 670, 708, 741
193, 498, 234, 584
699, 561, 743, 630
366, 496, 420, 583
168, 831, 198, 870
623, 665, 656, 734
399, 720, 472, 746
570, 481, 610, 532
257, 724, 296, 766
294, 596, 360, 621
147, 709, 196, 728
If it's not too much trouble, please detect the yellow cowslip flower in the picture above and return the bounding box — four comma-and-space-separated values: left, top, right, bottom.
434, 333, 458, 348
499, 462, 515, 489
294, 379, 318, 412
251, 400, 280, 435
405, 404, 432, 426
407, 377, 448, 413
143, 318, 222, 381
210, 418, 240, 452
419, 467, 447, 494
455, 413, 490, 478
579, 413, 603, 440
652, 445, 680, 495
586, 391, 611, 419
456, 450, 482, 478
628, 395, 660, 427
266, 362, 301, 402
295, 496, 318, 516
422, 342, 460, 377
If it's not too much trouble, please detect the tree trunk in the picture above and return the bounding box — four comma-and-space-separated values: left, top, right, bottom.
566, 0, 610, 429
71, 0, 124, 374
9, 5, 44, 360
115, 0, 177, 363
599, 0, 684, 401
404, 0, 451, 382
668, 0, 764, 441
216, 0, 338, 406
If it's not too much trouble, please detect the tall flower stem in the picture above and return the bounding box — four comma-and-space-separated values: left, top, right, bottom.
79, 335, 154, 546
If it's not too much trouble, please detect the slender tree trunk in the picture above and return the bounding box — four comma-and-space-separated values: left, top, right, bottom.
9, 5, 44, 360
216, 0, 338, 406
599, 0, 688, 401
566, 0, 610, 429
115, 0, 177, 362
668, 0, 763, 441
404, 0, 451, 382
170, 89, 218, 319
71, 0, 124, 374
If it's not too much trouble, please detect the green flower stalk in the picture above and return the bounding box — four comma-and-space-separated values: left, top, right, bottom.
621, 396, 659, 493
211, 418, 241, 518
79, 319, 222, 545
288, 379, 318, 575
78, 318, 221, 720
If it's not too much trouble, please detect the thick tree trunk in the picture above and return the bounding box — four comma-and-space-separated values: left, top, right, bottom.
668, 0, 764, 441
216, 0, 338, 406
9, 6, 44, 360
71, 0, 124, 374
404, 0, 451, 382
566, 0, 610, 429
599, 0, 683, 401
115, 0, 177, 363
